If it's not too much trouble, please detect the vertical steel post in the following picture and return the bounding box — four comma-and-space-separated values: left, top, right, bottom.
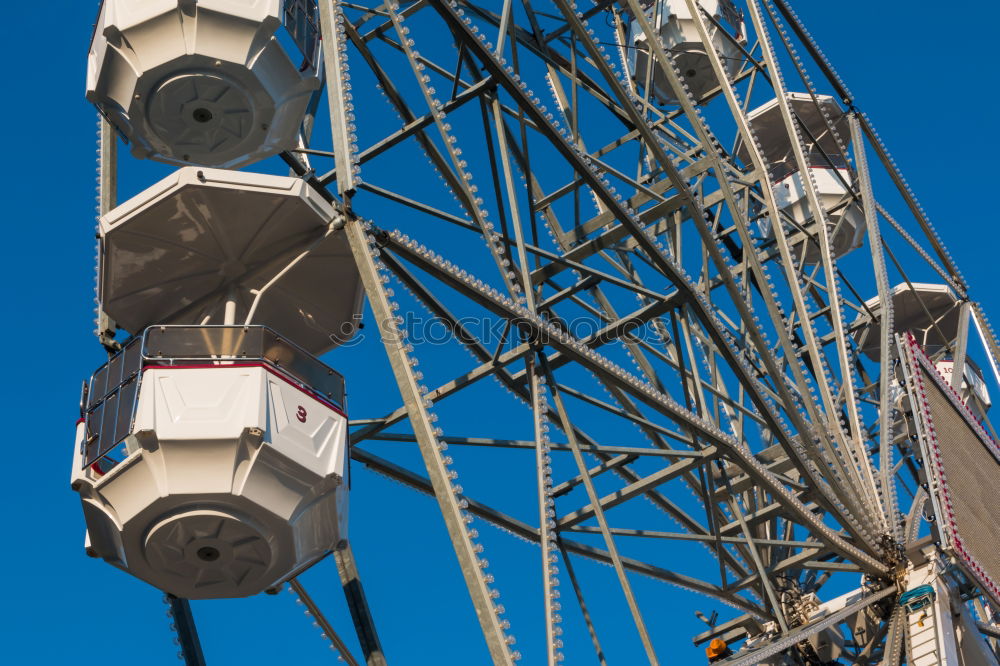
319, 0, 358, 196
96, 117, 118, 350
951, 303, 972, 391
542, 359, 659, 665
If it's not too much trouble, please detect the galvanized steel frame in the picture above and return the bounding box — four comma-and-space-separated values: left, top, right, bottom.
88, 0, 1000, 663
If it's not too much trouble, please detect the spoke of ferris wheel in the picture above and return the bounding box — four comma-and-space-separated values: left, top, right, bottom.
623, 0, 877, 532
491, 63, 564, 659
850, 111, 902, 539
361, 432, 710, 458
438, 0, 884, 544
344, 214, 518, 664
542, 358, 660, 663
566, 526, 824, 550
319, 0, 359, 196
350, 444, 768, 616
769, 0, 966, 291
380, 225, 888, 574
527, 354, 559, 666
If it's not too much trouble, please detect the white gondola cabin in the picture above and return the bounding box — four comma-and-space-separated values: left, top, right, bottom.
625, 0, 745, 105
87, 0, 321, 168
72, 326, 349, 599
856, 283, 991, 420
738, 93, 865, 264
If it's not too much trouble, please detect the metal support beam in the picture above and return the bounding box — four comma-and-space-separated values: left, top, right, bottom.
717, 587, 896, 666
319, 0, 359, 195
335, 542, 387, 666
543, 358, 660, 665
165, 595, 206, 666
96, 116, 118, 350
289, 579, 360, 666
344, 215, 515, 665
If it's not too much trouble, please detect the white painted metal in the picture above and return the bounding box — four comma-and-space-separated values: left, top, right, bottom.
765, 165, 864, 263
100, 167, 363, 355
72, 365, 348, 599
737, 93, 846, 166
954, 603, 1000, 666
626, 0, 745, 104
87, 0, 320, 168
857, 283, 963, 359
904, 558, 962, 666
934, 359, 991, 418
741, 93, 864, 263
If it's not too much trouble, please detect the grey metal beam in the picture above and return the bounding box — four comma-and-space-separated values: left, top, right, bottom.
361, 432, 704, 459
319, 0, 358, 195
334, 543, 387, 666
165, 595, 206, 666
344, 216, 515, 665
289, 580, 360, 666
544, 361, 660, 664
349, 444, 766, 617
558, 449, 718, 529
96, 116, 118, 350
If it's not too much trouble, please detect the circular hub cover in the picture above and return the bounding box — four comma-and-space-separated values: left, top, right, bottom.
143, 509, 275, 598
147, 73, 262, 165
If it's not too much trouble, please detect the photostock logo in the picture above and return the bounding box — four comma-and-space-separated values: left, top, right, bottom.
329, 311, 663, 349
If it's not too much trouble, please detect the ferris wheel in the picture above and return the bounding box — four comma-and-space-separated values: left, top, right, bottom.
73, 1, 1000, 664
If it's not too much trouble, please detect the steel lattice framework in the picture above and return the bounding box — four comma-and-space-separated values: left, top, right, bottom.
89, 1, 1000, 664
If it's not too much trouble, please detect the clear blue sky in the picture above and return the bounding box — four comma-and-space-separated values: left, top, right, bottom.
4, 2, 999, 665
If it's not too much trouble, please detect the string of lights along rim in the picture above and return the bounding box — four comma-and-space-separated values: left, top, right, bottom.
74, 1, 1000, 664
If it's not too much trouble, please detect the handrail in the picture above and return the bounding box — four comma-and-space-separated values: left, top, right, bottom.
80, 324, 345, 470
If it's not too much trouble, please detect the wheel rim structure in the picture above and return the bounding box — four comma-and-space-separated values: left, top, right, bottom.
81, 1, 1000, 664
